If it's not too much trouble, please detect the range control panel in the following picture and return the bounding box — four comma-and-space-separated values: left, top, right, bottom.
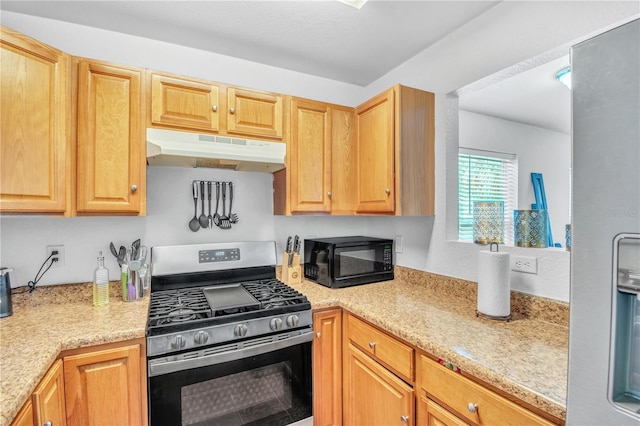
199, 248, 241, 263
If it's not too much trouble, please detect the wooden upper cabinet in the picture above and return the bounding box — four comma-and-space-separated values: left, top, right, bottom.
0, 26, 71, 214
355, 85, 435, 216
33, 359, 67, 426
76, 59, 145, 215
330, 106, 356, 215
227, 87, 283, 139
150, 72, 220, 131
289, 98, 331, 213
64, 344, 144, 426
273, 101, 354, 216
355, 89, 395, 213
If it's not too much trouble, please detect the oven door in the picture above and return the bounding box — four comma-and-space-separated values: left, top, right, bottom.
148, 331, 313, 426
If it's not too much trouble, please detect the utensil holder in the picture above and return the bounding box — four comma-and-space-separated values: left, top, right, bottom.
282, 252, 302, 285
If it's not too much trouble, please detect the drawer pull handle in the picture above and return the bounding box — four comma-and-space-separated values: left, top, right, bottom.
368, 342, 376, 349
316, 332, 321, 338
400, 415, 409, 423
467, 403, 478, 413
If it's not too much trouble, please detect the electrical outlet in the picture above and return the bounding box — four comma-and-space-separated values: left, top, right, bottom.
395, 236, 404, 253
511, 255, 537, 274
46, 245, 65, 268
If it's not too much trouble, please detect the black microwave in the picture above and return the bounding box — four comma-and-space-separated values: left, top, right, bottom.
303, 236, 394, 288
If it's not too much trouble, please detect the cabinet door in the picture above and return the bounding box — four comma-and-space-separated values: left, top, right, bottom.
10, 399, 33, 426
150, 72, 220, 131
77, 60, 145, 214
418, 394, 468, 426
290, 99, 331, 213
33, 359, 67, 426
313, 309, 342, 426
0, 26, 70, 214
343, 342, 414, 426
64, 344, 143, 426
227, 87, 283, 139
330, 106, 356, 215
355, 88, 395, 213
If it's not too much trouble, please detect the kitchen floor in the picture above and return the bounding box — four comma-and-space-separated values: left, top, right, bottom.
288, 416, 313, 426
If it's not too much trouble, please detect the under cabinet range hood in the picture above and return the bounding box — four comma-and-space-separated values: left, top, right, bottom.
146, 128, 286, 172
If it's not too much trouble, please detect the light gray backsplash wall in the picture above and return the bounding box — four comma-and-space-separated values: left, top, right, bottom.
0, 165, 435, 289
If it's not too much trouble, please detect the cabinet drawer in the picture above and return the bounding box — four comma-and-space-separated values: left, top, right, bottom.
419, 355, 555, 426
345, 313, 414, 382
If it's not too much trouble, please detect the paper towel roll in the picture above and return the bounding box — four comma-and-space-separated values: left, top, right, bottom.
477, 250, 511, 319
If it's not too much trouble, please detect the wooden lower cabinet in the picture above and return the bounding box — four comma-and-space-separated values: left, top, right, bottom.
343, 342, 414, 426
33, 359, 67, 426
63, 343, 145, 426
10, 359, 67, 426
417, 353, 558, 426
418, 395, 467, 426
11, 400, 34, 426
313, 308, 342, 426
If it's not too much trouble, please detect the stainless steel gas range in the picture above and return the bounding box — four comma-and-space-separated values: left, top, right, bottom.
146, 241, 313, 426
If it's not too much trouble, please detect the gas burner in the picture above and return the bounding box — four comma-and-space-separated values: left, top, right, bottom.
148, 288, 212, 327
241, 279, 308, 307
157, 308, 206, 325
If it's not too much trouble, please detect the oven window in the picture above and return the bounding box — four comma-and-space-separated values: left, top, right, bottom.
335, 248, 380, 277
181, 362, 304, 426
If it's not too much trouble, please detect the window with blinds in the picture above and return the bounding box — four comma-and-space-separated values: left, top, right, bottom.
458, 148, 518, 244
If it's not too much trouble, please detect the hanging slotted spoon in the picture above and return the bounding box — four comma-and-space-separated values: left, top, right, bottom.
218, 182, 231, 229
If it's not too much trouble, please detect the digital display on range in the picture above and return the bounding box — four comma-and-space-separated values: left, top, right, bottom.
199, 248, 241, 263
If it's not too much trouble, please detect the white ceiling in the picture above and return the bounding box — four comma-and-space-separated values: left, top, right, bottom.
460, 55, 572, 134
1, 1, 572, 134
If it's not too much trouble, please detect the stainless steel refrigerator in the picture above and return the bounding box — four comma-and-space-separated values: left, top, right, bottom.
567, 18, 640, 425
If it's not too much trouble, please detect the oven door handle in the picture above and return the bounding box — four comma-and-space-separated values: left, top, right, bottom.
148, 330, 313, 377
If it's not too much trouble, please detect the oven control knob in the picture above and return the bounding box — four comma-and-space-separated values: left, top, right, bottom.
234, 324, 248, 337
286, 315, 299, 328
170, 335, 186, 350
270, 318, 283, 331
194, 331, 209, 345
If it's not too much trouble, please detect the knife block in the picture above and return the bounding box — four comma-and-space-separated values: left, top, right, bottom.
282, 252, 302, 285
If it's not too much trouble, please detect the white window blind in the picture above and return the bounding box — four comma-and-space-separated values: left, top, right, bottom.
458, 148, 518, 244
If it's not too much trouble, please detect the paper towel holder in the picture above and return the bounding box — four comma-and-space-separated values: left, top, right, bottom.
475, 242, 512, 322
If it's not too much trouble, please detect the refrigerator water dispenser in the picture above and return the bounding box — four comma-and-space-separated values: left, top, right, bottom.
609, 233, 640, 418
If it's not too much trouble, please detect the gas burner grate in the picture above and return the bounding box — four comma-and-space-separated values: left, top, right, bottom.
148, 288, 212, 326
241, 279, 308, 308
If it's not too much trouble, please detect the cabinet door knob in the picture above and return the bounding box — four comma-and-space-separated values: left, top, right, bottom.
467, 402, 478, 413
316, 332, 321, 338
212, 105, 218, 112
385, 188, 390, 194
230, 107, 235, 114
368, 342, 376, 349
327, 191, 332, 197
400, 415, 409, 423
131, 185, 138, 192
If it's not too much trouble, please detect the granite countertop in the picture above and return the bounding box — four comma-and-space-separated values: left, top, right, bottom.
291, 267, 569, 421
0, 283, 149, 426
0, 267, 568, 425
